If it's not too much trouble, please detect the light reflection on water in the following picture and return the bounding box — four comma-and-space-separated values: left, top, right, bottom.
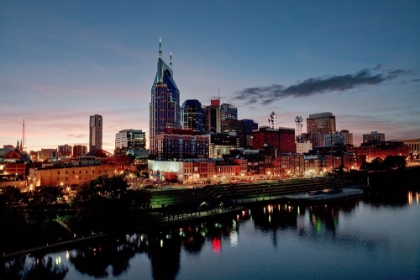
3, 191, 420, 280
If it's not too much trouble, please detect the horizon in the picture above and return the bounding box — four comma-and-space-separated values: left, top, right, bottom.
1, 1, 419, 152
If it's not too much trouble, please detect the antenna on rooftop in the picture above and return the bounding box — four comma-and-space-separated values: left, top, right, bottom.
22, 119, 26, 152
268, 112, 276, 129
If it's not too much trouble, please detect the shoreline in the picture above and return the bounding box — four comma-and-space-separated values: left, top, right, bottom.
1, 234, 107, 260
3, 169, 419, 260
1, 207, 244, 260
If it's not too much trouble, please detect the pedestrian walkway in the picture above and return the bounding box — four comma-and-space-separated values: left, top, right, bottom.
157, 206, 244, 225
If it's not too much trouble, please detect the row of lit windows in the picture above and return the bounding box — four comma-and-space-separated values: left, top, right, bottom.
57, 169, 108, 175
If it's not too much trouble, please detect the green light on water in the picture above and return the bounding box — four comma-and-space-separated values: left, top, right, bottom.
316, 219, 321, 233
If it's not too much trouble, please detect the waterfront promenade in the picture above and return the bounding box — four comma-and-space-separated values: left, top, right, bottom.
148, 176, 348, 209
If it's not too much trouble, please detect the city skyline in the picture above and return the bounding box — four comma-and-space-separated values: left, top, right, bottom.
1, 1, 419, 152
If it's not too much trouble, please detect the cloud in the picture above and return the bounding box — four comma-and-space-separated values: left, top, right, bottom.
372, 64, 382, 70
232, 67, 416, 105
68, 134, 86, 139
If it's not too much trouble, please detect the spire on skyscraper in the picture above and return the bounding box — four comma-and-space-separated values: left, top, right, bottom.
170, 51, 172, 70
159, 37, 162, 58
150, 38, 181, 155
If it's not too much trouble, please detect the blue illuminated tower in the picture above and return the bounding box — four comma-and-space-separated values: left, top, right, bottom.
149, 38, 181, 154
181, 99, 204, 134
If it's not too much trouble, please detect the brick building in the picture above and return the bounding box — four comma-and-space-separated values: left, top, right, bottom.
29, 162, 116, 187
252, 126, 296, 153
348, 141, 409, 162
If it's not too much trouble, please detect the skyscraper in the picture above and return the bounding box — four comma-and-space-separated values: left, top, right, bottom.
221, 103, 238, 121
204, 99, 221, 133
181, 99, 204, 134
149, 38, 181, 155
306, 112, 336, 147
89, 114, 102, 151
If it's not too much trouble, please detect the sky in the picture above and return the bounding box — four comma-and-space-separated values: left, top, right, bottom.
1, 0, 419, 152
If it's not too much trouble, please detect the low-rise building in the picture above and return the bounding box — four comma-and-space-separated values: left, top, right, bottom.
0, 148, 26, 180
348, 141, 409, 162
28, 161, 116, 187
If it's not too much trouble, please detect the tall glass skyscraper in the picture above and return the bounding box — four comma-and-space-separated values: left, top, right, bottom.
221, 103, 238, 121
89, 114, 102, 152
181, 99, 204, 134
149, 38, 181, 154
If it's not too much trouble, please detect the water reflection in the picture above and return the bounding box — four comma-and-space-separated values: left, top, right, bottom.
68, 234, 148, 278
3, 254, 68, 280
3, 191, 419, 279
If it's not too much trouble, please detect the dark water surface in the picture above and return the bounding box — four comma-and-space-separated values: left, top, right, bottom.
4, 191, 420, 280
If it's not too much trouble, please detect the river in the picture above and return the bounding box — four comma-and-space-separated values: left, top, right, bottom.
3, 191, 420, 280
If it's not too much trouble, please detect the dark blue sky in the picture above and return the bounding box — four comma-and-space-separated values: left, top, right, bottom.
1, 0, 419, 151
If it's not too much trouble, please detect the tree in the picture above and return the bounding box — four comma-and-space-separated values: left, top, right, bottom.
72, 175, 133, 229
384, 155, 406, 170
32, 186, 64, 206
1, 186, 23, 207
369, 157, 384, 170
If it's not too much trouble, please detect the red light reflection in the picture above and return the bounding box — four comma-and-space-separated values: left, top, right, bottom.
212, 238, 221, 254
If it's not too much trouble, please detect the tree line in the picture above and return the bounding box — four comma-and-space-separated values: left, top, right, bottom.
0, 175, 152, 254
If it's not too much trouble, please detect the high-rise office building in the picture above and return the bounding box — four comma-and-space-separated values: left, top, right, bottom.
89, 114, 103, 151
149, 38, 181, 155
241, 119, 258, 134
306, 112, 336, 147
204, 99, 221, 133
221, 103, 238, 121
115, 129, 146, 158
115, 129, 146, 150
181, 99, 204, 134
324, 130, 353, 147
239, 119, 258, 148
155, 133, 210, 159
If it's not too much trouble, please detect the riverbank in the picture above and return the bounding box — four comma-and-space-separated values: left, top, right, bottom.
1, 207, 244, 260
2, 234, 107, 260
2, 168, 418, 260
